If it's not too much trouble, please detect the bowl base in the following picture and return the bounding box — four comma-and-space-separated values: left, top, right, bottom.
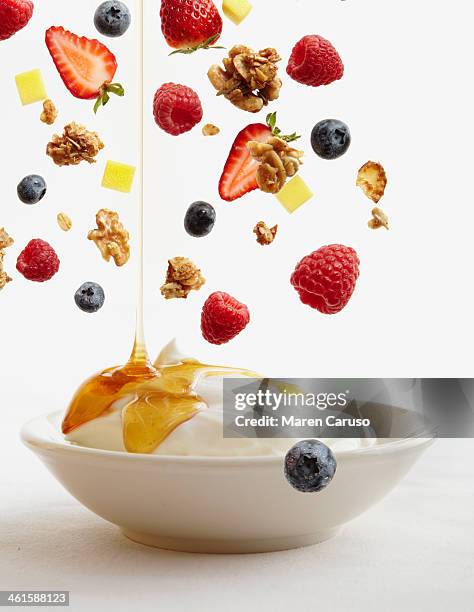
121, 527, 340, 554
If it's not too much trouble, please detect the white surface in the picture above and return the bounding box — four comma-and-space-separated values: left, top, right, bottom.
1, 434, 473, 611
1, 0, 474, 608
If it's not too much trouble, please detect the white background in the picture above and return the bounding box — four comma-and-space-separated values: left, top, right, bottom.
1, 1, 473, 610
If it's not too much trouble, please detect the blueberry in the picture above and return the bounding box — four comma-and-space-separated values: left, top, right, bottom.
284, 439, 337, 493
184, 201, 216, 238
17, 175, 47, 205
75, 282, 105, 313
94, 1, 131, 37
311, 119, 351, 160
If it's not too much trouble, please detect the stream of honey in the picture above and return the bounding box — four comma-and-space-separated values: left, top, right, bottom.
61, 1, 252, 454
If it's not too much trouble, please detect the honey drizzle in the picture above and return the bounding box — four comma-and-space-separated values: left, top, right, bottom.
134, 0, 147, 363
61, 2, 256, 454
61, 361, 253, 453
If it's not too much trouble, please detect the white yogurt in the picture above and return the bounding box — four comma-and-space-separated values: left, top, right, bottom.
66, 340, 376, 456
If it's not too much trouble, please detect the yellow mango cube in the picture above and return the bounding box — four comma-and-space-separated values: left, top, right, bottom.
102, 161, 136, 193
15, 69, 47, 105
276, 175, 314, 213
222, 0, 252, 25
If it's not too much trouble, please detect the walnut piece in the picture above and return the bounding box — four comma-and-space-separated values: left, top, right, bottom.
208, 45, 282, 113
368, 207, 389, 230
47, 122, 104, 167
57, 212, 72, 232
40, 99, 58, 125
247, 136, 304, 194
0, 227, 14, 290
357, 161, 387, 203
202, 123, 220, 136
0, 228, 13, 250
253, 221, 278, 245
160, 257, 205, 299
88, 209, 130, 267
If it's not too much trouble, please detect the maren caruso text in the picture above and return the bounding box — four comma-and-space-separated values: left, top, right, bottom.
234, 415, 371, 428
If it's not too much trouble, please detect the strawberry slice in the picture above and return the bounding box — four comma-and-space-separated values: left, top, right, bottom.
219, 115, 301, 202
45, 26, 124, 113
219, 123, 271, 202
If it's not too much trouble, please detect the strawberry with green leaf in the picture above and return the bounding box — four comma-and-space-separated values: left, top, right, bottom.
45, 26, 124, 113
160, 0, 223, 55
219, 113, 300, 202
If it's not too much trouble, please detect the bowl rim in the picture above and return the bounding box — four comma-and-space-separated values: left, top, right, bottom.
21, 410, 436, 466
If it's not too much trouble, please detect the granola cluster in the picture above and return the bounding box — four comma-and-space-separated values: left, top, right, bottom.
160, 257, 205, 299
356, 161, 387, 204
47, 122, 104, 167
356, 161, 390, 230
88, 209, 130, 267
253, 221, 278, 245
208, 45, 282, 113
0, 228, 14, 290
40, 99, 58, 125
247, 136, 304, 194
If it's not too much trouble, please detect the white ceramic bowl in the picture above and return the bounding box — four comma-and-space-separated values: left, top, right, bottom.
21, 409, 433, 554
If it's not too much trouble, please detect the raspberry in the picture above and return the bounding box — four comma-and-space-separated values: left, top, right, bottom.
16, 239, 60, 282
153, 83, 203, 136
287, 35, 344, 88
0, 0, 34, 42
201, 292, 250, 345
291, 245, 359, 315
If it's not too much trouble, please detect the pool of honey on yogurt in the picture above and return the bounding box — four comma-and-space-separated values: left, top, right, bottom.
61, 340, 254, 454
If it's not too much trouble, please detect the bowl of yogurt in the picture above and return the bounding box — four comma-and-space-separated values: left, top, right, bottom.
21, 342, 434, 553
